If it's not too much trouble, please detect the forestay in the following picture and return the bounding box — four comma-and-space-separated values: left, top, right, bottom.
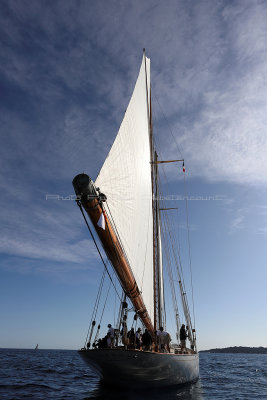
96, 56, 154, 323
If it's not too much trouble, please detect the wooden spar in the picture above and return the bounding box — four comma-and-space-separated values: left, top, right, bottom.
159, 208, 178, 211
72, 174, 154, 336
151, 159, 184, 164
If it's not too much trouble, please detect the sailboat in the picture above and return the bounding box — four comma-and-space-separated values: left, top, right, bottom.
72, 50, 199, 387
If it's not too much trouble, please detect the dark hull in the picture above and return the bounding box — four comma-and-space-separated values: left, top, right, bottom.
79, 348, 199, 388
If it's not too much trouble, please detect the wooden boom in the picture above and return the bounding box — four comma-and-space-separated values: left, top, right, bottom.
73, 173, 155, 335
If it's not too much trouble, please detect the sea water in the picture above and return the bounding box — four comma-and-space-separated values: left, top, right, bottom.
0, 349, 266, 399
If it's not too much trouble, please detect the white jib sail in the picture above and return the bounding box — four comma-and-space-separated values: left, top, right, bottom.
96, 56, 154, 323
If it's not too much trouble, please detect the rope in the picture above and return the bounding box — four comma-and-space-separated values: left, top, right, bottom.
84, 268, 106, 347
161, 215, 181, 338
153, 87, 183, 159
140, 207, 150, 293
103, 202, 141, 306
183, 173, 196, 330
103, 202, 130, 285
76, 200, 121, 301
93, 279, 113, 344
116, 291, 126, 334
158, 176, 195, 342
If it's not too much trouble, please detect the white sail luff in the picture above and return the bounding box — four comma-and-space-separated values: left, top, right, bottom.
95, 56, 154, 323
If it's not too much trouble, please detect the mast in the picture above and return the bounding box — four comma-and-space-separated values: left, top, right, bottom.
144, 49, 162, 330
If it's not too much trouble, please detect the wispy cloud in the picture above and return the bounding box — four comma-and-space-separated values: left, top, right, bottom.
1, 0, 267, 185
227, 204, 250, 233
151, 1, 267, 185
1, 0, 267, 277
231, 215, 245, 231
0, 172, 98, 268
257, 227, 267, 235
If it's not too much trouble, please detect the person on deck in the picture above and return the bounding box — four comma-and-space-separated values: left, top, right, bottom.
157, 327, 171, 352
142, 329, 152, 351
127, 328, 135, 348
107, 324, 115, 348
121, 321, 128, 348
179, 324, 187, 353
164, 331, 171, 353
135, 328, 142, 349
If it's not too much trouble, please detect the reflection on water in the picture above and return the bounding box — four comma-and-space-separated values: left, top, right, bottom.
86, 379, 204, 400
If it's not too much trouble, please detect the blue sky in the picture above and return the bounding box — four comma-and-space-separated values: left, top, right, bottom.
1, 0, 267, 351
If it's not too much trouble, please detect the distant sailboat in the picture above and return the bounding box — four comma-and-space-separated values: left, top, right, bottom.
72, 50, 199, 387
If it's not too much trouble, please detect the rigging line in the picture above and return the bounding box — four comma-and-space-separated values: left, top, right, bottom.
157, 173, 187, 329
162, 263, 167, 330
105, 202, 132, 277
158, 176, 187, 300
158, 211, 167, 330
93, 278, 113, 344
156, 156, 185, 281
165, 210, 191, 326
183, 173, 196, 330
116, 290, 126, 333
151, 94, 185, 233
76, 200, 121, 300
162, 225, 180, 323
161, 211, 181, 329
165, 207, 184, 281
150, 91, 193, 330
104, 202, 130, 274
161, 194, 194, 334
84, 268, 106, 347
99, 278, 113, 325
152, 112, 185, 263
151, 140, 194, 337
157, 174, 186, 291
114, 276, 116, 327
172, 210, 183, 277
102, 202, 131, 292
164, 203, 186, 293
140, 205, 151, 292
152, 86, 183, 159
104, 201, 150, 320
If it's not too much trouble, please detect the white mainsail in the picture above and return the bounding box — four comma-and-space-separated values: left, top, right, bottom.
96, 56, 154, 323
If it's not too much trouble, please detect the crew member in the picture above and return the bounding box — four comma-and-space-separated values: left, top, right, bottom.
135, 327, 142, 349
179, 324, 187, 353
142, 329, 152, 351
107, 324, 115, 348
157, 327, 171, 353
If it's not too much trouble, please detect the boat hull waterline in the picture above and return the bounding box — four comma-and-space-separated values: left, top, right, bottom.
79, 349, 199, 387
